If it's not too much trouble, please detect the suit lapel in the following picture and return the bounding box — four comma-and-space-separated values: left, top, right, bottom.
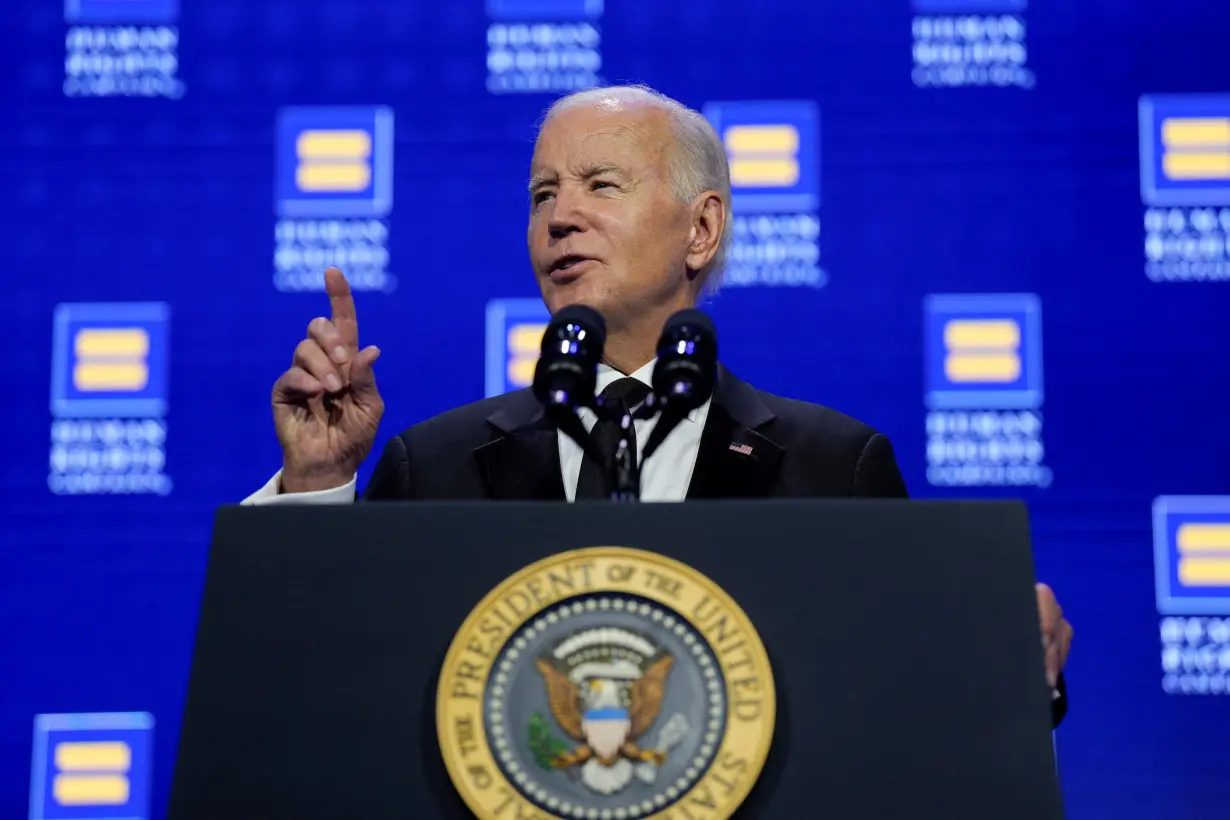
473, 368, 783, 501
686, 365, 784, 499
474, 391, 566, 500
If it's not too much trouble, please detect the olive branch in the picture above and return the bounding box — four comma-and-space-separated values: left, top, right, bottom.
527, 711, 571, 770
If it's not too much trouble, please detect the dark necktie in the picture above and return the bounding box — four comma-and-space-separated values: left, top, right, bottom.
574, 377, 651, 500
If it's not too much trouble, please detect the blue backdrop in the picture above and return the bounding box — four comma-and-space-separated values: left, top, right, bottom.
5, 0, 1230, 817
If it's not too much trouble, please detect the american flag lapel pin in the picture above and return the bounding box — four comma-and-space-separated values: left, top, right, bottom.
729, 442, 754, 456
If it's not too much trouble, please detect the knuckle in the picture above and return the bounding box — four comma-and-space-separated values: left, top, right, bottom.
294, 338, 324, 362
280, 366, 306, 385
307, 316, 330, 333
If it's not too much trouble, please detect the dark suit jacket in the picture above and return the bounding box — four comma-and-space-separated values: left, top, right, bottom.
360, 363, 1067, 726
364, 364, 905, 501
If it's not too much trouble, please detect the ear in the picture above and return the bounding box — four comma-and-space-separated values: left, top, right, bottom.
685, 192, 726, 277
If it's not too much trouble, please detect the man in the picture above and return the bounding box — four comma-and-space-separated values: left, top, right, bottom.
242, 84, 1072, 724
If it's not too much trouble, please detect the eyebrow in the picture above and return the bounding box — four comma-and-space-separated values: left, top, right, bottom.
527, 163, 627, 194
527, 173, 553, 194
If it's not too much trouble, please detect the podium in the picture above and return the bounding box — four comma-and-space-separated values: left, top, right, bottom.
168, 499, 1064, 820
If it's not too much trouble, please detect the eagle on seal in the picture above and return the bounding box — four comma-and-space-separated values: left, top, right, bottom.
535, 654, 675, 795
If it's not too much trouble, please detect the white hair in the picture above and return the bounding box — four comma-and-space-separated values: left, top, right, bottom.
541, 84, 733, 297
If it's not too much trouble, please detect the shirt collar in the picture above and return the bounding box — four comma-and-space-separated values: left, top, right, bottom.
595, 359, 706, 423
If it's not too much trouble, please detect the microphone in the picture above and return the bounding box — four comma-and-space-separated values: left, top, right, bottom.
532, 304, 606, 465
532, 305, 606, 412
642, 309, 718, 460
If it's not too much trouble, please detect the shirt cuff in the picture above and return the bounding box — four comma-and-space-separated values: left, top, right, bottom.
240, 469, 357, 505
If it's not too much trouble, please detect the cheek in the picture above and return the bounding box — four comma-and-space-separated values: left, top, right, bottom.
589, 210, 636, 262
625, 201, 683, 247
527, 217, 548, 256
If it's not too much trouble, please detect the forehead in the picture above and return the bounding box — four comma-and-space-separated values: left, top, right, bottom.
531, 103, 672, 177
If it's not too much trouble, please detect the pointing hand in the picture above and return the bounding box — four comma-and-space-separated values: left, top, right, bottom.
271, 267, 384, 493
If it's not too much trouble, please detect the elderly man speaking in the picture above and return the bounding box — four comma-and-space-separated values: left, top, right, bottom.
242, 84, 1073, 723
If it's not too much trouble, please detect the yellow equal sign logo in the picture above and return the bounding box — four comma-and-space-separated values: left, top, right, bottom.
1161, 117, 1230, 182
943, 319, 1021, 383
295, 129, 373, 193
506, 322, 547, 389
73, 327, 149, 392
724, 124, 800, 188
1176, 521, 1230, 587
52, 741, 131, 807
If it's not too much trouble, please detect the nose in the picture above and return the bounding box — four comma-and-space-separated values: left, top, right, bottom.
547, 186, 586, 240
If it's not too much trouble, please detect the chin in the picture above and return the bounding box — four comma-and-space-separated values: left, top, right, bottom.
542, 281, 610, 317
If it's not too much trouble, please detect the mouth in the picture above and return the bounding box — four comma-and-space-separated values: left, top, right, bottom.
548, 255, 596, 281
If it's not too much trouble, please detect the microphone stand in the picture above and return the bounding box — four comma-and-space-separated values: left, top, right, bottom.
549, 393, 666, 504
545, 403, 605, 466
594, 393, 663, 504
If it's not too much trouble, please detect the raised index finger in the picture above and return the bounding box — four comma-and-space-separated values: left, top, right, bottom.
324, 267, 359, 351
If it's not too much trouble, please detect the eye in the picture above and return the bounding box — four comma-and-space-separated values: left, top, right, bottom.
591, 179, 616, 191
532, 190, 555, 205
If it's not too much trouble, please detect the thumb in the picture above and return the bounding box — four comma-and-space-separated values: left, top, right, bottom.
1044, 643, 1059, 689
349, 345, 381, 397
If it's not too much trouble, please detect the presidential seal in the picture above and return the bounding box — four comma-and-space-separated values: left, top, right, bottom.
438, 547, 775, 820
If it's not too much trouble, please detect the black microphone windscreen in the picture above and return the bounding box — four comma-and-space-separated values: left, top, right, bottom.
650, 308, 718, 423
549, 304, 606, 347
533, 303, 607, 410
661, 308, 715, 339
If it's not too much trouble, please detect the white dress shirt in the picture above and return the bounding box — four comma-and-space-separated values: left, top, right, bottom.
241, 359, 711, 505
